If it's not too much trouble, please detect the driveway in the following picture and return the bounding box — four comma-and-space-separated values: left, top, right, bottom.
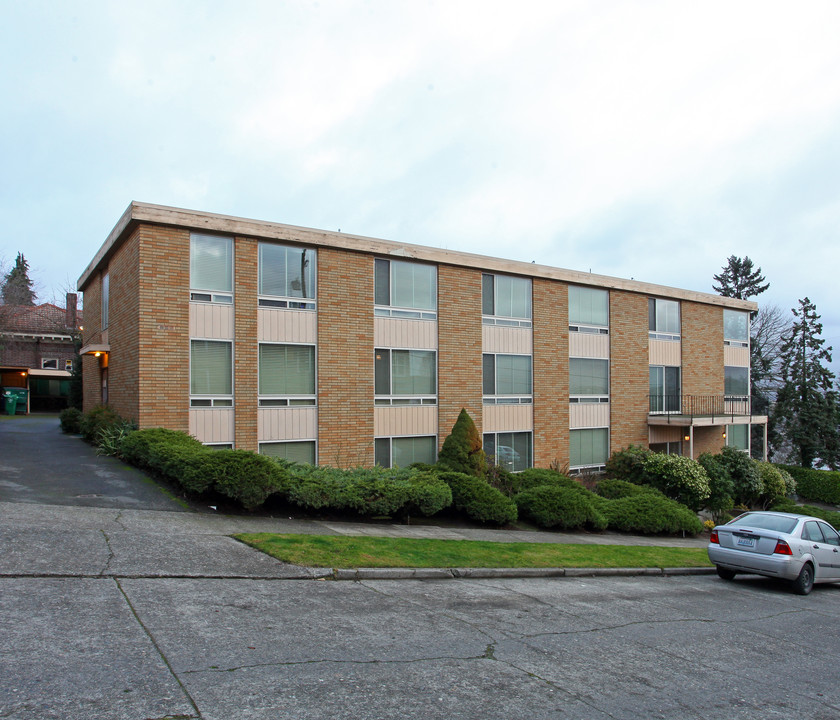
0, 414, 187, 511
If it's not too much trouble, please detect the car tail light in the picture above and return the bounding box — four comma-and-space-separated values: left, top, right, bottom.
710, 530, 719, 544
773, 539, 793, 556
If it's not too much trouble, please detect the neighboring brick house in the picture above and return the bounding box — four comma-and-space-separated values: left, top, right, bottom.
0, 297, 81, 412
77, 202, 767, 470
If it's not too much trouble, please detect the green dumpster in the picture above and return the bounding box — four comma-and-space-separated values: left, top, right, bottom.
2, 387, 27, 415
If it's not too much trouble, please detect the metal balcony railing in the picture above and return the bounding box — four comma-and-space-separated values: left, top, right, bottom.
648, 395, 752, 419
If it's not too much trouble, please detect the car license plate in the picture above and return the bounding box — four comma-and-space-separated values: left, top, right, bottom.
736, 537, 756, 548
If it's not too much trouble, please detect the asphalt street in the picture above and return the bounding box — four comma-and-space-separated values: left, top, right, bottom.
2, 415, 840, 719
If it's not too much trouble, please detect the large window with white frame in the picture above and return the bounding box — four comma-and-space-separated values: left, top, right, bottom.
260, 440, 317, 464
725, 366, 749, 400
258, 343, 316, 407
570, 428, 609, 471
648, 298, 680, 340
483, 431, 532, 472
190, 233, 233, 304
569, 286, 608, 334
258, 243, 316, 310
482, 273, 532, 327
374, 258, 437, 319
649, 365, 680, 413
570, 358, 609, 402
483, 353, 532, 404
190, 339, 233, 407
374, 349, 437, 405
41, 358, 59, 370
374, 435, 437, 468
724, 309, 749, 347
727, 424, 749, 451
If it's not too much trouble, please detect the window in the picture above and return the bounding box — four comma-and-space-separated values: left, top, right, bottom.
375, 349, 436, 405
649, 298, 680, 339
190, 340, 233, 406
40, 358, 58, 370
259, 344, 316, 406
374, 259, 436, 319
724, 310, 749, 346
258, 243, 316, 309
569, 286, 609, 333
570, 428, 609, 470
483, 431, 532, 472
482, 274, 532, 326
260, 441, 316, 465
483, 354, 532, 404
101, 272, 109, 330
570, 358, 609, 401
650, 441, 682, 456
649, 366, 680, 413
375, 436, 437, 468
727, 424, 749, 451
190, 233, 233, 303
725, 366, 749, 399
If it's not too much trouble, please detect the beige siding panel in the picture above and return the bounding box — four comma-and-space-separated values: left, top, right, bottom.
482, 325, 532, 354
569, 332, 610, 359
649, 338, 681, 366
483, 404, 533, 433
569, 403, 610, 429
258, 308, 317, 343
189, 303, 235, 339
374, 317, 437, 349
724, 345, 750, 367
649, 425, 683, 443
258, 407, 318, 441
189, 408, 235, 443
374, 406, 438, 436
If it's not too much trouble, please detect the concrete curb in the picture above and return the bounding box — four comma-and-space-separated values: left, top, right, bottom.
331, 566, 717, 581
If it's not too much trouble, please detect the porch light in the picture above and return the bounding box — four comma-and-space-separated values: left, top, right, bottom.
94, 352, 101, 357
722, 431, 727, 439
683, 434, 690, 442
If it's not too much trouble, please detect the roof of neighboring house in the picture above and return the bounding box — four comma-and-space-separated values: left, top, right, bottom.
78, 201, 758, 312
0, 303, 82, 337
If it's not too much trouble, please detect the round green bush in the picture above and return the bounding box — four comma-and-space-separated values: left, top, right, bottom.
604, 445, 653, 484
720, 446, 763, 506
438, 471, 517, 525
509, 468, 582, 495
600, 494, 703, 535
756, 461, 787, 509
641, 454, 711, 511
59, 407, 83, 434
697, 452, 734, 517
515, 485, 607, 530
594, 478, 659, 500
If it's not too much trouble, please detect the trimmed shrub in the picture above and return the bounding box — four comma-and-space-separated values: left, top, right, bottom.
515, 485, 607, 530
59, 407, 83, 434
641, 454, 711, 511
595, 478, 660, 500
509, 468, 583, 496
720, 446, 763, 506
438, 471, 517, 525
697, 452, 734, 518
437, 409, 487, 477
600, 494, 704, 535
205, 450, 288, 510
779, 465, 840, 505
120, 428, 204, 470
79, 405, 125, 444
769, 498, 840, 529
776, 466, 797, 498
604, 445, 652, 484
756, 462, 787, 509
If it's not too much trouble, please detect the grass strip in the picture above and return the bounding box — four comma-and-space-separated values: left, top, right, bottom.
234, 533, 712, 569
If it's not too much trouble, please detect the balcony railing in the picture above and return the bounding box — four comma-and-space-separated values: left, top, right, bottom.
649, 395, 752, 419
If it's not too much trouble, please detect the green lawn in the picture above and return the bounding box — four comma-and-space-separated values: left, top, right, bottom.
234, 533, 713, 569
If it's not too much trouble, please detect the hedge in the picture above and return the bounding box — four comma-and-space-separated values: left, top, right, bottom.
515, 485, 607, 530
438, 471, 518, 525
599, 494, 704, 535
779, 465, 840, 505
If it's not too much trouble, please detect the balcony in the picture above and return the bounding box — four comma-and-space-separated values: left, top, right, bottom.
648, 395, 754, 424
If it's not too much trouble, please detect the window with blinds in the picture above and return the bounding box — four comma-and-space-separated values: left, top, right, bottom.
190, 233, 233, 304
258, 344, 316, 406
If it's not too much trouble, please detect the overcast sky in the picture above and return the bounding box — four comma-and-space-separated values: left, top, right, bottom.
2, 1, 839, 355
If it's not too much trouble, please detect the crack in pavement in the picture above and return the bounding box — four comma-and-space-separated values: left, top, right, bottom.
99, 529, 115, 576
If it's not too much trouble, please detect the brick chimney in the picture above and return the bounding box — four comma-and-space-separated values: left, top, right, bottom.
65, 293, 78, 330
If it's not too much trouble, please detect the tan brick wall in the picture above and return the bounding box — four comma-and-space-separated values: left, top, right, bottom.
533, 278, 568, 467
682, 302, 724, 397
317, 247, 374, 467
234, 237, 258, 451
137, 225, 190, 432
610, 290, 650, 451
80, 270, 103, 411
437, 265, 483, 447
694, 425, 727, 456
107, 227, 140, 422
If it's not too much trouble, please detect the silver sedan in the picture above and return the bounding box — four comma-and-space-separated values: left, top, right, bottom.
708, 511, 840, 595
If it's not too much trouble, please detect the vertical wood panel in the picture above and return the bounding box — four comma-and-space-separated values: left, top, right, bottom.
374, 317, 437, 349
569, 402, 610, 429
189, 408, 235, 443
649, 339, 681, 366
374, 406, 438, 436
258, 407, 318, 441
258, 308, 317, 343
483, 404, 533, 433
190, 304, 234, 339
569, 332, 610, 358
724, 345, 749, 367
482, 325, 533, 354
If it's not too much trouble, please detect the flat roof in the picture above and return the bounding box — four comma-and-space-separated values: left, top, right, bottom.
78, 201, 757, 311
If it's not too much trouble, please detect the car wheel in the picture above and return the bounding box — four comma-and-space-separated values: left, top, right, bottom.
792, 563, 814, 595
716, 566, 736, 581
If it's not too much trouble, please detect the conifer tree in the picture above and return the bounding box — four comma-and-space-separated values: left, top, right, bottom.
713, 255, 769, 301
1, 252, 37, 305
437, 408, 487, 477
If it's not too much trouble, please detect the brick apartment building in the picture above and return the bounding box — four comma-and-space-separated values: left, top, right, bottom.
0, 298, 80, 412
77, 202, 766, 471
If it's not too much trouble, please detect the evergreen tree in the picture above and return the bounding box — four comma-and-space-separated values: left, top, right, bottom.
1, 252, 36, 305
712, 256, 769, 301
437, 408, 487, 477
772, 298, 840, 468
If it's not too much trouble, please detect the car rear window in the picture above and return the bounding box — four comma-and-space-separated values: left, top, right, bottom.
728, 513, 798, 534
